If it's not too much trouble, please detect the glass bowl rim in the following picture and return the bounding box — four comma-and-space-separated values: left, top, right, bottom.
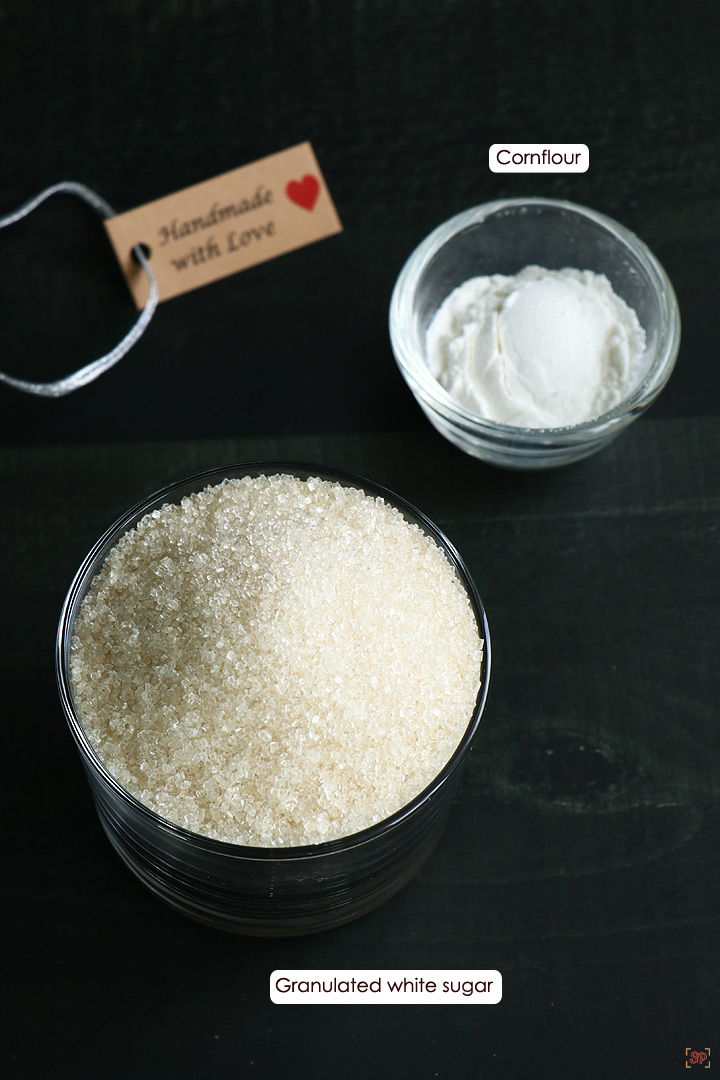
56, 459, 492, 863
389, 196, 681, 439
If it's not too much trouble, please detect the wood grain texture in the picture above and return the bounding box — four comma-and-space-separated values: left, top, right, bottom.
0, 0, 718, 443
1, 417, 717, 1078
1, 0, 718, 1075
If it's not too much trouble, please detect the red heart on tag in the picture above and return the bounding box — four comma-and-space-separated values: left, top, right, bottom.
286, 175, 320, 211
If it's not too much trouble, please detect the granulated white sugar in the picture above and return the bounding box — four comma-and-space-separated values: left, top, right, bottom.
70, 474, 483, 847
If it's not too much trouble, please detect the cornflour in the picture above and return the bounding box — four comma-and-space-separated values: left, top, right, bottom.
426, 266, 646, 428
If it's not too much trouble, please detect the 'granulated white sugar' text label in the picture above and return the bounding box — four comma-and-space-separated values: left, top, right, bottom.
270, 970, 502, 1004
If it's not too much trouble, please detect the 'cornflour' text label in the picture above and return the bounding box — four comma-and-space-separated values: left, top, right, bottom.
489, 144, 589, 173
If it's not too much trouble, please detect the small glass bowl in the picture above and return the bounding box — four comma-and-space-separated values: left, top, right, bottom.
389, 198, 681, 469
56, 461, 491, 936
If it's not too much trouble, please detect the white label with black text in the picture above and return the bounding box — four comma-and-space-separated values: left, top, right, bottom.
270, 969, 502, 1004
489, 143, 589, 172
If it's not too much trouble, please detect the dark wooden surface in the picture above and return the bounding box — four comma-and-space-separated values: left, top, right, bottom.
1, 1, 719, 1078
2, 421, 719, 1078
0, 0, 719, 443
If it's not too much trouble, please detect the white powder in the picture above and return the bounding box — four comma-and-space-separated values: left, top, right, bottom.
70, 474, 483, 847
426, 266, 647, 428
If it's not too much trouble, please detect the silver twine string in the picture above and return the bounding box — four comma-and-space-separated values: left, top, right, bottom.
0, 181, 158, 397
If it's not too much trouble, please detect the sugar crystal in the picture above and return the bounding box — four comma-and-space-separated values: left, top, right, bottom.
70, 474, 483, 846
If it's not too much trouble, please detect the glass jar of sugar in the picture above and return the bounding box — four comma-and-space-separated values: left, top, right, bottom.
57, 461, 491, 934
